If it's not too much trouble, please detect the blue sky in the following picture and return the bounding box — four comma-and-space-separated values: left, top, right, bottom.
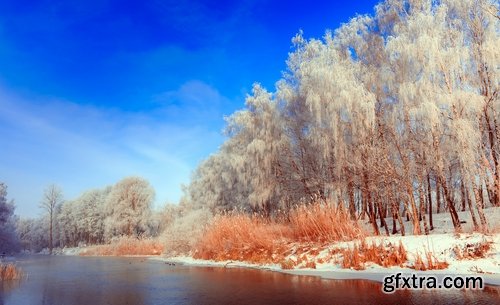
0, 0, 378, 217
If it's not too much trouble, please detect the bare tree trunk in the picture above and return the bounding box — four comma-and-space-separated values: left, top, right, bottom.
368, 194, 380, 235
362, 170, 376, 235
376, 195, 390, 236
41, 184, 63, 255
426, 173, 434, 230
439, 176, 461, 231
448, 175, 454, 212
363, 169, 379, 235
49, 211, 53, 255
348, 179, 356, 220
405, 180, 421, 235
494, 112, 500, 207
472, 181, 488, 232
466, 184, 479, 231
419, 182, 429, 235
397, 203, 405, 236
484, 110, 500, 207
392, 184, 405, 236
479, 187, 484, 207
436, 178, 442, 214
461, 180, 467, 212
486, 184, 495, 207
392, 206, 397, 235
361, 195, 368, 221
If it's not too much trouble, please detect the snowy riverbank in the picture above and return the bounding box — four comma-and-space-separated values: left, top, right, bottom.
152, 207, 500, 286
152, 231, 500, 286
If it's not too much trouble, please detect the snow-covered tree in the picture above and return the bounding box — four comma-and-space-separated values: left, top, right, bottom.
77, 189, 107, 244
40, 184, 63, 254
0, 183, 20, 253
16, 217, 48, 252
104, 177, 154, 240
184, 0, 499, 236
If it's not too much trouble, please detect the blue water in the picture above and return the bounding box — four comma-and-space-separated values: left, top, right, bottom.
1, 256, 498, 305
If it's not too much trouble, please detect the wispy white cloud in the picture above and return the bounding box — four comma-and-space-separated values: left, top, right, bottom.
0, 80, 226, 217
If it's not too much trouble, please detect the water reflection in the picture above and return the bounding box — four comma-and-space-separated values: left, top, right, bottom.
1, 256, 498, 305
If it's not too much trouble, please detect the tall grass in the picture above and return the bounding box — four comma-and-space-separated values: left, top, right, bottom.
80, 236, 163, 256
410, 250, 449, 271
194, 213, 291, 263
194, 202, 365, 263
289, 203, 365, 242
341, 240, 407, 270
0, 263, 23, 281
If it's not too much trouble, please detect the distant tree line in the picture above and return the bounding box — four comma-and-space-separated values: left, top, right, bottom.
16, 177, 160, 253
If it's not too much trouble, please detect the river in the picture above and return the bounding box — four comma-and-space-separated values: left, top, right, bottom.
1, 256, 498, 304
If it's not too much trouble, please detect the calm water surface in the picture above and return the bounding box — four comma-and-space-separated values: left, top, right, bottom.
1, 256, 498, 305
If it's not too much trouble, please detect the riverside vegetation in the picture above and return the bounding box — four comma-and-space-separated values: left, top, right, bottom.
0, 0, 499, 276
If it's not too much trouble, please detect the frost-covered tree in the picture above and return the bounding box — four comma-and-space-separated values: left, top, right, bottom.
0, 183, 20, 253
16, 217, 49, 253
162, 208, 213, 255
184, 0, 498, 236
40, 184, 63, 254
279, 30, 377, 221
224, 84, 288, 214
77, 189, 108, 244
57, 199, 79, 247
57, 186, 110, 246
150, 203, 180, 237
104, 177, 154, 240
187, 151, 247, 212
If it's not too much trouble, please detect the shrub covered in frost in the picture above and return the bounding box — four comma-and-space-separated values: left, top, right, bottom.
162, 208, 213, 255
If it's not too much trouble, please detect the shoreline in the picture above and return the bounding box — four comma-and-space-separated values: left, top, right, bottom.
151, 231, 500, 286
151, 255, 500, 286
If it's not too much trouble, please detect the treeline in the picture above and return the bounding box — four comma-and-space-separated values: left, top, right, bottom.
184, 0, 499, 235
16, 177, 170, 253
2, 177, 202, 255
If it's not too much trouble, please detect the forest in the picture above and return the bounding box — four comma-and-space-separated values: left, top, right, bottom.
0, 0, 499, 257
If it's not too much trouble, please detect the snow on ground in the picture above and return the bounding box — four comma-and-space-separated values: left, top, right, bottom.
50, 247, 84, 256
153, 207, 500, 286
359, 206, 500, 235
153, 232, 500, 286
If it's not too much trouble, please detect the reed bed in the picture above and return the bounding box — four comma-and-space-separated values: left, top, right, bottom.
194, 202, 365, 264
0, 263, 24, 281
80, 237, 163, 256
341, 240, 407, 270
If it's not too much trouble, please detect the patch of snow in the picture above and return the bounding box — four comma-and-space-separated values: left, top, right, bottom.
50, 247, 84, 256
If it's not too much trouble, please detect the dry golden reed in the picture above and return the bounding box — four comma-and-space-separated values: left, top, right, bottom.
452, 239, 492, 260
289, 203, 365, 243
80, 236, 163, 256
410, 250, 449, 271
194, 202, 365, 264
341, 240, 407, 270
0, 263, 23, 281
